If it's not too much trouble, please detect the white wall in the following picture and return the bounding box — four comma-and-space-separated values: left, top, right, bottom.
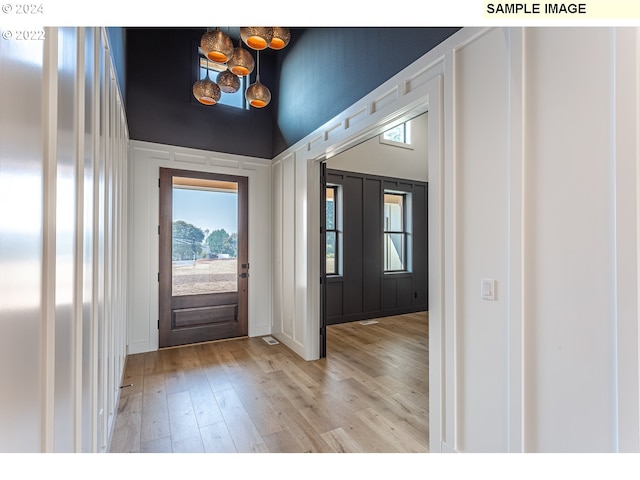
0, 27, 129, 452
325, 112, 429, 182
127, 141, 272, 354
271, 27, 640, 452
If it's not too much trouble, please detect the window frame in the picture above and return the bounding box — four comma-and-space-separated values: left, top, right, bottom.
383, 191, 410, 273
325, 185, 341, 276
193, 48, 250, 110
379, 121, 413, 150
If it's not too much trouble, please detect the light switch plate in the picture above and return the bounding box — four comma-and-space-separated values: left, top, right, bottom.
481, 278, 496, 301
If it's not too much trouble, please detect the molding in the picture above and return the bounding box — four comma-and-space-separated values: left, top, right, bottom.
128, 139, 273, 354
507, 27, 526, 453
441, 441, 459, 453
42, 25, 59, 453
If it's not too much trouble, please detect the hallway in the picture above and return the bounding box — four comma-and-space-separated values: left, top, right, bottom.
109, 312, 428, 453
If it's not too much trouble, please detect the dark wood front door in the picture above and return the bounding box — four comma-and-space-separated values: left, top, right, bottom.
159, 168, 248, 348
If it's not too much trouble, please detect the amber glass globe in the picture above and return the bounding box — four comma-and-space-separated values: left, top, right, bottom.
200, 29, 234, 63
269, 27, 290, 50
192, 76, 221, 105
240, 27, 273, 50
227, 44, 255, 77
245, 80, 271, 108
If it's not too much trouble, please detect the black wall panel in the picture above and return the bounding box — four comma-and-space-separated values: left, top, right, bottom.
342, 175, 364, 315
363, 178, 382, 313
326, 169, 428, 325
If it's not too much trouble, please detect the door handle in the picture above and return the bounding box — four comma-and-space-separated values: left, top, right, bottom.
239, 273, 248, 278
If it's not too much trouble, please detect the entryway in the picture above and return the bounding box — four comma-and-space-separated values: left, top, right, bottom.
159, 168, 249, 348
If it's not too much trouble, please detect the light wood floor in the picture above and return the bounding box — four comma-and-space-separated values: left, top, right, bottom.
109, 311, 428, 453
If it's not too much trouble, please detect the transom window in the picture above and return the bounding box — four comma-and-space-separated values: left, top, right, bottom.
380, 121, 413, 149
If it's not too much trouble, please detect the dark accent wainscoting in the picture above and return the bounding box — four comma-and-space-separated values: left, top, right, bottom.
325, 169, 428, 325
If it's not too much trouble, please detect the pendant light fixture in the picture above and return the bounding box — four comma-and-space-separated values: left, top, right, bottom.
194, 27, 290, 108
200, 28, 234, 63
217, 69, 240, 94
269, 27, 291, 50
192, 60, 221, 105
240, 27, 273, 50
227, 40, 255, 77
245, 50, 271, 108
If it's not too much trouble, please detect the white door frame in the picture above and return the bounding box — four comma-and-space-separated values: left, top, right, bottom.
299, 73, 446, 452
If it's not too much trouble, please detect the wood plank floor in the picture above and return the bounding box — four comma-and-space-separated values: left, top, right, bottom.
109, 311, 428, 453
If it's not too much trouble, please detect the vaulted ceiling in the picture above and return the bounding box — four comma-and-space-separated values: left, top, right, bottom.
122, 27, 461, 159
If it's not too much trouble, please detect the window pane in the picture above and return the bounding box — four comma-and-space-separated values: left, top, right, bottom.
172, 179, 238, 296
326, 231, 337, 274
326, 187, 335, 229
384, 233, 405, 271
383, 124, 405, 143
384, 193, 404, 231
199, 61, 248, 110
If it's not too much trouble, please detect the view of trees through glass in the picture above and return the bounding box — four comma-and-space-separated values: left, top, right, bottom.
171, 180, 239, 296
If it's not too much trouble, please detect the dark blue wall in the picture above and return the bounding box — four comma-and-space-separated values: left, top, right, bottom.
274, 28, 460, 154
106, 27, 126, 103
124, 27, 460, 159
125, 28, 277, 158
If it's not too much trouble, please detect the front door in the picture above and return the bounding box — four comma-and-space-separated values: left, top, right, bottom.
159, 168, 249, 348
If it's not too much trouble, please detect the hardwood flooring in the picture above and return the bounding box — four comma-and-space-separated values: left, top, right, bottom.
109, 311, 428, 453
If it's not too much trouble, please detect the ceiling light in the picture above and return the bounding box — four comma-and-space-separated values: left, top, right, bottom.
217, 69, 240, 94
193, 60, 221, 105
200, 28, 234, 63
269, 27, 290, 50
227, 41, 255, 77
195, 27, 289, 108
245, 51, 271, 108
240, 27, 273, 50
193, 76, 221, 106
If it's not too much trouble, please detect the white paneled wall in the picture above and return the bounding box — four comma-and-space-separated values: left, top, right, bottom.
127, 141, 272, 355
271, 27, 640, 452
0, 27, 128, 452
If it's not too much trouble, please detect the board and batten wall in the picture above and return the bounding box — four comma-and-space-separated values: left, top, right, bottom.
0, 27, 129, 452
127, 141, 272, 354
271, 27, 640, 452
323, 169, 428, 324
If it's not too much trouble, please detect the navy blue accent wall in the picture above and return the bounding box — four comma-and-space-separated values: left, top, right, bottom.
124, 27, 459, 158
125, 28, 278, 159
274, 27, 460, 155
106, 27, 126, 103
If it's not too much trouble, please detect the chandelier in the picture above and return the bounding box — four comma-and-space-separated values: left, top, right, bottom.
194, 27, 291, 109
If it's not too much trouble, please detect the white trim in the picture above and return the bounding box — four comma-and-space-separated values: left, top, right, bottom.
269, 27, 473, 452
73, 26, 86, 453
127, 140, 273, 354
507, 27, 526, 453
42, 26, 59, 453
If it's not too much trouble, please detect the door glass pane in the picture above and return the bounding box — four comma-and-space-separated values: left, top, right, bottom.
172, 177, 238, 296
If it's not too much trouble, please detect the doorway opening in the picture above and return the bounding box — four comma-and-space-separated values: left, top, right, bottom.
159, 168, 249, 348
319, 113, 429, 358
